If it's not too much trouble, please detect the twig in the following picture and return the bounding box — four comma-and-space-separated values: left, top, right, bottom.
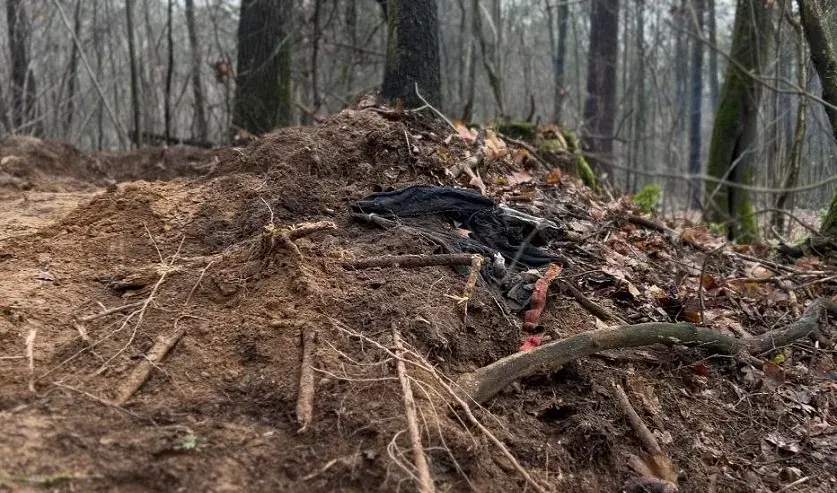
414, 83, 455, 131
184, 260, 215, 306
393, 327, 434, 493
559, 280, 628, 325
772, 476, 810, 493
297, 327, 318, 433
495, 132, 549, 169
460, 255, 483, 316
78, 302, 144, 322
457, 299, 837, 403
613, 383, 661, 454
344, 253, 479, 270
260, 220, 337, 260
111, 316, 189, 404
72, 323, 91, 344
26, 325, 38, 392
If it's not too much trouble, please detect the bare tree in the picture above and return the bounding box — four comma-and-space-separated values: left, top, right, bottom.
184, 0, 209, 143
126, 0, 142, 146
582, 0, 620, 177
705, 0, 773, 241
688, 0, 705, 208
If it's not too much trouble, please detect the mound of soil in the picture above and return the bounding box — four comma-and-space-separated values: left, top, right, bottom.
1, 108, 836, 492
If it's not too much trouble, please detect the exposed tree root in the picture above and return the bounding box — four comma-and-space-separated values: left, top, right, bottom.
457, 299, 837, 403
459, 254, 484, 317
296, 327, 318, 433
257, 220, 337, 260
344, 253, 479, 270
392, 327, 434, 493
112, 317, 189, 405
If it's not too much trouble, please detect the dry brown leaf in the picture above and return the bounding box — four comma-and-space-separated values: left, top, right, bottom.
545, 167, 562, 184
506, 171, 533, 186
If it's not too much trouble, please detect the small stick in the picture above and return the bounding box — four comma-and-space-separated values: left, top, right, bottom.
111, 319, 188, 405
393, 327, 435, 493
772, 476, 810, 493
460, 255, 483, 315
613, 383, 661, 454
296, 327, 318, 433
73, 323, 91, 344
78, 301, 144, 322
344, 253, 478, 270
184, 259, 215, 306
26, 326, 38, 392
559, 280, 628, 325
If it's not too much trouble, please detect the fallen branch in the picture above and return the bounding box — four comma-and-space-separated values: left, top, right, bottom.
111, 318, 188, 405
344, 253, 479, 270
448, 149, 487, 195
457, 299, 837, 403
296, 327, 318, 433
393, 328, 434, 493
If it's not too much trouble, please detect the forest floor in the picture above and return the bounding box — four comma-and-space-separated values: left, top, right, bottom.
1, 102, 836, 493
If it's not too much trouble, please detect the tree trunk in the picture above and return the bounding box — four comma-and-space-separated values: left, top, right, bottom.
704, 0, 772, 242
233, 0, 293, 134
165, 0, 175, 142
382, 0, 441, 108
471, 0, 504, 115
126, 0, 142, 146
310, 0, 322, 115
582, 0, 620, 178
797, 0, 837, 141
6, 0, 37, 132
546, 0, 569, 123
631, 0, 647, 193
795, 0, 837, 236
688, 0, 705, 209
64, 0, 83, 137
674, 0, 689, 157
707, 0, 719, 107
184, 0, 209, 143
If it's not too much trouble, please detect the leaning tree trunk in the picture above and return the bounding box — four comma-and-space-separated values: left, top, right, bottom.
233, 0, 293, 134
582, 0, 620, 178
796, 0, 837, 236
545, 0, 569, 122
704, 0, 772, 243
381, 0, 441, 107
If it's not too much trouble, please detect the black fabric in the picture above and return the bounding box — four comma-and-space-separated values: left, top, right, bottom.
352, 186, 563, 267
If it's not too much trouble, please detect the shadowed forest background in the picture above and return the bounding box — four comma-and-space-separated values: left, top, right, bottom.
2, 0, 837, 243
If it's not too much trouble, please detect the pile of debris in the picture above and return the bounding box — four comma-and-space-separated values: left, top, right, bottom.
0, 105, 835, 492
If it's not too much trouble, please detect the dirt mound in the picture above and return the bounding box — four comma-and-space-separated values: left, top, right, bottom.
0, 134, 214, 193
1, 109, 836, 492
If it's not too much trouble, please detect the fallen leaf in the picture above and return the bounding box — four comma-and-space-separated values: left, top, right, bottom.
545, 167, 562, 184
506, 171, 533, 186
453, 121, 477, 141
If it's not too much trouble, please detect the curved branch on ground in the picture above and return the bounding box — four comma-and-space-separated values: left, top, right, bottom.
456, 299, 837, 404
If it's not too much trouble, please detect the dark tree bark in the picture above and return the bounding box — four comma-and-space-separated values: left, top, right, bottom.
310, 0, 322, 113
165, 0, 175, 142
582, 0, 620, 177
184, 0, 209, 142
674, 0, 689, 152
630, 0, 647, 193
233, 0, 293, 134
545, 0, 569, 122
705, 0, 772, 242
795, 0, 837, 236
64, 0, 83, 136
688, 0, 705, 209
6, 0, 38, 132
707, 0, 719, 107
126, 0, 142, 146
382, 0, 441, 107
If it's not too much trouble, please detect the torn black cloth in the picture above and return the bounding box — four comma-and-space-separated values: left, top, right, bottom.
352, 186, 563, 267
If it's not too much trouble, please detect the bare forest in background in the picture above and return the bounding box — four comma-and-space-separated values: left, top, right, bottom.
1, 0, 837, 230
